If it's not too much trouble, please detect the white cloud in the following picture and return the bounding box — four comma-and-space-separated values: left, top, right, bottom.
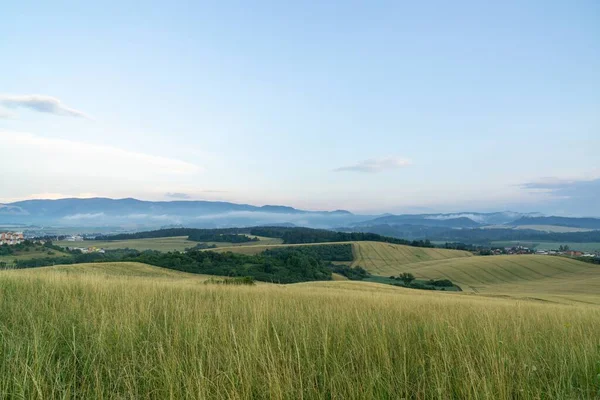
0, 131, 204, 202
334, 157, 412, 173
0, 108, 17, 119
0, 131, 201, 175
165, 192, 191, 199
0, 94, 91, 119
63, 212, 105, 220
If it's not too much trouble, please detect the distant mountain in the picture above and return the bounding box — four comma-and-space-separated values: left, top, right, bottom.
511, 216, 600, 230
352, 211, 543, 229
355, 215, 481, 229
0, 198, 362, 229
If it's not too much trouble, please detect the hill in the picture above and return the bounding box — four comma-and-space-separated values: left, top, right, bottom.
350, 241, 472, 269
4, 261, 212, 279
360, 254, 600, 304
0, 263, 598, 398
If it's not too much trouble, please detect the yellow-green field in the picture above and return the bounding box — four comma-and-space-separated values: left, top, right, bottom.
351, 241, 472, 269
57, 235, 284, 252
0, 263, 599, 399
358, 253, 600, 305
210, 240, 472, 261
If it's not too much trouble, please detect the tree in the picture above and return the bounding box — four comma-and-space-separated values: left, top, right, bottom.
399, 272, 415, 285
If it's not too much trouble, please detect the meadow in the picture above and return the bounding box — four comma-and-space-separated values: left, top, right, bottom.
0, 246, 71, 266
0, 263, 599, 399
57, 235, 283, 252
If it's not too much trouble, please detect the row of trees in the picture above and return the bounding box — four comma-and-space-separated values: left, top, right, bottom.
249, 227, 435, 248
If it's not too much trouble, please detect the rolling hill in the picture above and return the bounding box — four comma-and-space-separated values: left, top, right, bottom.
350, 241, 472, 268
1, 261, 598, 398
357, 254, 600, 304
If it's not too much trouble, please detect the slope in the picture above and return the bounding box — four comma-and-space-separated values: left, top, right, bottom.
2, 262, 214, 280
350, 241, 472, 271
364, 254, 600, 304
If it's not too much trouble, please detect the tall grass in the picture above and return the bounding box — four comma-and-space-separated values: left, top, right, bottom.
0, 272, 598, 399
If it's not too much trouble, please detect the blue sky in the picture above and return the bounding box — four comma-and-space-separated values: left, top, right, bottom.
1, 0, 599, 215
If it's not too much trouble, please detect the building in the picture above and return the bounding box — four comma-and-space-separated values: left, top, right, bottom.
0, 232, 25, 245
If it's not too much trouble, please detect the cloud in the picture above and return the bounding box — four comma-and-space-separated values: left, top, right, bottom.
0, 94, 91, 119
165, 192, 191, 199
0, 108, 17, 119
334, 157, 412, 173
63, 212, 105, 220
521, 177, 600, 197
520, 177, 600, 216
0, 131, 201, 176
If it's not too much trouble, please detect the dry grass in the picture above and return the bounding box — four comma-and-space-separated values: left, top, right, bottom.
0, 263, 599, 399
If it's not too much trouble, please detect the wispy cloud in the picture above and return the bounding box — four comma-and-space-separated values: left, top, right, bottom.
334, 157, 412, 173
520, 176, 600, 215
0, 108, 17, 119
0, 130, 202, 176
165, 192, 191, 199
0, 94, 91, 119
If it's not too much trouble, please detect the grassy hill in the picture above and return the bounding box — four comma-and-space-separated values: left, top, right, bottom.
3, 261, 212, 279
361, 254, 600, 304
210, 240, 472, 261
350, 241, 472, 270
0, 262, 598, 398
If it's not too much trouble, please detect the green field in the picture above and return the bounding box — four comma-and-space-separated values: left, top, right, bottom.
0, 262, 599, 399
57, 235, 284, 252
0, 247, 71, 265
492, 241, 600, 252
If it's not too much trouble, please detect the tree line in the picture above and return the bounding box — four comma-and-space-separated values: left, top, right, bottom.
248, 227, 435, 248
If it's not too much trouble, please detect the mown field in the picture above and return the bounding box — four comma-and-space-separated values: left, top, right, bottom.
211, 240, 472, 262
358, 254, 600, 305
57, 235, 283, 252
0, 263, 599, 399
350, 241, 472, 270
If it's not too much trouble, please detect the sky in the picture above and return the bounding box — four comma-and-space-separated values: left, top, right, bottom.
1, 0, 599, 215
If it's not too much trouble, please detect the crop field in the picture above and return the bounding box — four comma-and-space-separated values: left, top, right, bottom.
212, 240, 472, 263
350, 241, 472, 271
360, 254, 600, 304
0, 263, 599, 399
57, 235, 283, 252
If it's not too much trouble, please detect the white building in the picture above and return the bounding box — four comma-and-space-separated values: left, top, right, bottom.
0, 232, 25, 245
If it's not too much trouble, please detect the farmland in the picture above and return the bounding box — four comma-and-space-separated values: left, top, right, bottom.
0, 262, 599, 399
350, 241, 472, 269
56, 235, 283, 252
357, 254, 600, 304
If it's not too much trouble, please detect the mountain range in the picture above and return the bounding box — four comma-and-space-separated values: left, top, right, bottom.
3, 197, 597, 232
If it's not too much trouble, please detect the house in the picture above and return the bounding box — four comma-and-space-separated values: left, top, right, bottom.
0, 232, 24, 245
566, 251, 583, 257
